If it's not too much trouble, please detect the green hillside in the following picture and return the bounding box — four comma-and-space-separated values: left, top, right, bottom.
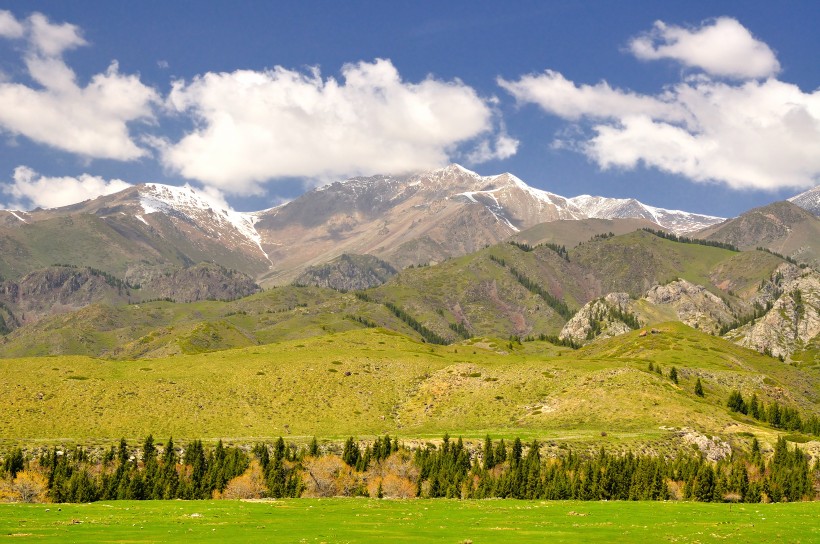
1, 325, 817, 454
0, 231, 792, 359
0, 286, 417, 359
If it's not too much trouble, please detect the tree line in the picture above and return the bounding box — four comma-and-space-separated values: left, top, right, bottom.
727, 390, 820, 436
1, 433, 817, 503
641, 229, 739, 252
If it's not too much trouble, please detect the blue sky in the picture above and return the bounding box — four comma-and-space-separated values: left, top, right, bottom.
0, 1, 818, 217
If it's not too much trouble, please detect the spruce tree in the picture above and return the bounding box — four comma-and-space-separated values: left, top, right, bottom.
483, 435, 495, 470
669, 366, 678, 384
694, 378, 704, 397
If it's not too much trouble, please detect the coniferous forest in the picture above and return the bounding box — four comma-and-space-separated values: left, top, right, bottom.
1, 434, 816, 503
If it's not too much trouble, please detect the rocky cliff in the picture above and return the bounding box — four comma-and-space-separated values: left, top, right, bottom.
559, 293, 638, 344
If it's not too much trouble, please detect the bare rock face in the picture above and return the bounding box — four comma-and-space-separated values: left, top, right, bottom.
677, 428, 732, 461
141, 262, 261, 303
737, 269, 820, 360
0, 266, 132, 326
559, 292, 637, 344
293, 254, 397, 291
644, 279, 734, 334
749, 263, 804, 310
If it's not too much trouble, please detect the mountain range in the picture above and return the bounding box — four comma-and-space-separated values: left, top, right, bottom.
0, 165, 818, 363
2, 163, 779, 286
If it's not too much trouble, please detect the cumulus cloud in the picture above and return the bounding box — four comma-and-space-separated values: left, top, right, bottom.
501, 18, 820, 191
465, 130, 519, 164
0, 10, 24, 38
161, 59, 503, 194
499, 70, 687, 123
629, 18, 780, 80
3, 166, 131, 209
0, 11, 158, 160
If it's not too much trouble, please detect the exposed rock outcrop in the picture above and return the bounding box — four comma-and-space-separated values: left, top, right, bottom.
559, 292, 638, 344
734, 269, 820, 360
293, 254, 397, 291
644, 279, 734, 334
0, 266, 133, 326
141, 262, 261, 303
0, 263, 260, 331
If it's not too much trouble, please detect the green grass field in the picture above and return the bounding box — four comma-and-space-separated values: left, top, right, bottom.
1, 499, 817, 543
1, 323, 817, 452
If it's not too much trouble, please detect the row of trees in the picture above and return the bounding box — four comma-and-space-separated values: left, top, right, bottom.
727, 390, 820, 435
1, 434, 817, 503
641, 229, 739, 252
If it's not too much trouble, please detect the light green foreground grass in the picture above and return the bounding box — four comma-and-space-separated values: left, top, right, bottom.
1, 499, 817, 543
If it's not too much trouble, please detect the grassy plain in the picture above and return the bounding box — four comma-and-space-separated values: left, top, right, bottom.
1, 323, 817, 454
1, 499, 818, 543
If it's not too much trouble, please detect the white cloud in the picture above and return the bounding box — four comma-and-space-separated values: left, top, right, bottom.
466, 131, 519, 164
629, 18, 780, 80
501, 19, 820, 191
0, 11, 158, 160
162, 59, 503, 194
3, 166, 131, 209
499, 70, 686, 124
0, 10, 24, 38
586, 79, 820, 190
28, 12, 86, 56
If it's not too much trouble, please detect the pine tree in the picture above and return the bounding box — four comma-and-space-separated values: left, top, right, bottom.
511, 438, 523, 468
694, 378, 704, 397
727, 390, 747, 414
669, 366, 678, 384
483, 435, 495, 470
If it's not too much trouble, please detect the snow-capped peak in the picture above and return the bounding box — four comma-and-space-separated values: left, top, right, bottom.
568, 194, 723, 234
436, 163, 482, 178
788, 185, 820, 216
138, 183, 269, 260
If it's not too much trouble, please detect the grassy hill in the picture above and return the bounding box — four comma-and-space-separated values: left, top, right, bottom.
0, 286, 418, 359
0, 231, 792, 359
1, 324, 817, 456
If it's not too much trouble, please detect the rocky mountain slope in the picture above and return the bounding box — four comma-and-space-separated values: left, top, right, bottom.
254, 165, 723, 283
0, 263, 259, 332
726, 265, 820, 361
294, 254, 397, 291
1, 165, 725, 290
789, 185, 820, 216
697, 201, 820, 267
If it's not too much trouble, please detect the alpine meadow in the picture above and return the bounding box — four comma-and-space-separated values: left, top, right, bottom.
1, 3, 819, 543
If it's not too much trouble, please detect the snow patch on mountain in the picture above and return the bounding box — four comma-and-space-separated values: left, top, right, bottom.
789, 185, 820, 216
569, 194, 723, 234
139, 183, 269, 260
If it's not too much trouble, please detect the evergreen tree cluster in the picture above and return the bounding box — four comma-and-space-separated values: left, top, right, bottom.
589, 232, 615, 242
522, 333, 580, 349
507, 240, 569, 261
756, 247, 803, 267
3, 434, 817, 503
346, 314, 379, 328
641, 229, 739, 252
341, 435, 400, 472
382, 301, 448, 345
40, 436, 248, 503
718, 301, 772, 335
252, 438, 303, 498
448, 321, 471, 339
506, 265, 573, 320
726, 390, 820, 435
353, 293, 449, 344
585, 299, 641, 339
507, 241, 534, 252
